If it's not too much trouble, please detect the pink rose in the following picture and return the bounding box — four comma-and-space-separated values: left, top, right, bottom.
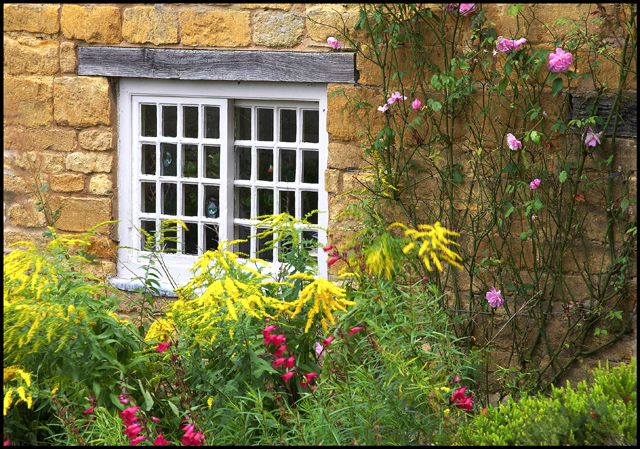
486, 287, 504, 308
530, 178, 541, 190
548, 48, 573, 73
447, 4, 477, 16
327, 37, 343, 50
411, 98, 422, 110
495, 37, 513, 53
506, 133, 522, 151
584, 127, 602, 147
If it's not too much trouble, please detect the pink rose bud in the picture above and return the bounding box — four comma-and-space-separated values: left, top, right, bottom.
411, 98, 422, 110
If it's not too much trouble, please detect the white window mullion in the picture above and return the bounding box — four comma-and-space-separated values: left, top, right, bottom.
220, 98, 234, 248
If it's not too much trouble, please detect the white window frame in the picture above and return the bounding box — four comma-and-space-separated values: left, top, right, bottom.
113, 79, 329, 293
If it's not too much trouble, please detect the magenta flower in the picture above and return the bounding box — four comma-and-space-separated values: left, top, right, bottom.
284, 356, 295, 369
411, 98, 422, 110
451, 386, 473, 412
83, 406, 95, 415
327, 256, 340, 267
156, 342, 170, 353
323, 245, 336, 252
447, 3, 477, 16
327, 37, 343, 50
4, 440, 9, 446
151, 416, 160, 423
456, 396, 473, 411
182, 423, 204, 446
125, 423, 143, 439
486, 287, 504, 308
269, 334, 285, 347
153, 435, 169, 446
119, 394, 130, 404
506, 133, 522, 151
584, 127, 602, 147
282, 371, 294, 382
274, 344, 287, 357
262, 324, 276, 337
273, 358, 286, 369
304, 372, 318, 382
377, 104, 389, 113
120, 406, 140, 426
130, 436, 147, 446
323, 336, 335, 346
348, 326, 363, 336
387, 91, 407, 105
530, 178, 541, 190
496, 37, 527, 53
548, 48, 573, 73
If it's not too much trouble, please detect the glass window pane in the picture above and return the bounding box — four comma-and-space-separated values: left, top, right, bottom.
257, 108, 274, 141
161, 220, 177, 253
302, 229, 319, 259
162, 105, 177, 137
141, 182, 156, 213
141, 144, 156, 175
257, 228, 273, 262
236, 146, 251, 180
280, 109, 296, 142
302, 110, 319, 143
183, 222, 198, 255
302, 191, 318, 224
183, 106, 199, 138
205, 224, 219, 252
302, 150, 319, 184
140, 220, 156, 250
235, 187, 252, 219
233, 225, 251, 256
235, 107, 252, 140
280, 149, 296, 182
204, 146, 220, 179
161, 183, 177, 215
160, 143, 177, 176
204, 106, 220, 139
204, 185, 219, 219
182, 144, 198, 178
280, 190, 295, 217
258, 148, 273, 181
183, 184, 198, 217
257, 189, 274, 216
141, 104, 157, 137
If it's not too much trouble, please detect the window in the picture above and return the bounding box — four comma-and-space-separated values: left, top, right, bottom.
116, 79, 329, 289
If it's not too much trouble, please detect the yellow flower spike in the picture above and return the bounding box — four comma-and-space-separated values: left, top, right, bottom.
4, 388, 14, 416
402, 242, 415, 254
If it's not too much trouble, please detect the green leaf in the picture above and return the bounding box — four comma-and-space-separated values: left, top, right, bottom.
505, 205, 515, 218
167, 399, 180, 417
620, 197, 629, 211
530, 130, 541, 144
504, 62, 512, 77
534, 198, 544, 211
507, 4, 524, 17
551, 78, 563, 97
559, 170, 567, 183
498, 77, 509, 94
506, 284, 517, 292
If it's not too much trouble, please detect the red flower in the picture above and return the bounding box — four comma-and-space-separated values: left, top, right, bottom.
451, 386, 467, 403
124, 423, 143, 439
323, 245, 336, 252
274, 344, 287, 357
270, 334, 286, 347
151, 416, 160, 422
284, 356, 295, 368
348, 326, 363, 336
83, 405, 95, 415
322, 336, 335, 346
300, 380, 309, 389
282, 371, 294, 382
273, 358, 286, 369
153, 435, 169, 446
451, 387, 473, 412
156, 342, 170, 353
327, 256, 340, 267
262, 324, 276, 338
304, 372, 318, 383
130, 435, 146, 446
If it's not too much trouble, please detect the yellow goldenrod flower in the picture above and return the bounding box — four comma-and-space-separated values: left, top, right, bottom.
4, 388, 14, 416
144, 318, 175, 343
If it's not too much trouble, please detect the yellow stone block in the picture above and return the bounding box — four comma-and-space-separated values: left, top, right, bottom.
179, 11, 250, 47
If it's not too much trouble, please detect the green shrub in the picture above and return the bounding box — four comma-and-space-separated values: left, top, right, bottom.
460, 358, 637, 445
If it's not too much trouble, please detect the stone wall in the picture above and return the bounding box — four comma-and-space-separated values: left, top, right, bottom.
3, 3, 636, 391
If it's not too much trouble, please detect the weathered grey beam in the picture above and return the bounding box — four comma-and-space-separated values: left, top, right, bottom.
78, 47, 356, 84
571, 95, 637, 138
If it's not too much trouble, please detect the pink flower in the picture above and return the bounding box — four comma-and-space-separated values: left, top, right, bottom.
530, 178, 541, 190
387, 91, 407, 105
327, 256, 340, 266
3, 440, 9, 446
513, 38, 527, 50
451, 386, 473, 412
304, 373, 318, 383
130, 436, 147, 446
311, 385, 317, 392
456, 396, 473, 411
548, 48, 573, 73
300, 380, 309, 389
486, 287, 504, 308
447, 3, 477, 16
411, 98, 422, 110
323, 336, 335, 347
152, 416, 160, 422
270, 334, 285, 347
274, 344, 287, 357
120, 406, 140, 426
119, 394, 130, 404
83, 406, 95, 415
323, 245, 336, 252
282, 371, 294, 382
273, 358, 286, 369
482, 407, 487, 415
584, 127, 602, 147
348, 326, 363, 336
506, 133, 522, 151
496, 37, 527, 53
153, 435, 169, 446
377, 104, 389, 113
452, 386, 467, 403
315, 342, 325, 359
284, 356, 295, 369
262, 324, 276, 338
156, 342, 170, 353
125, 423, 143, 439
327, 37, 343, 50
